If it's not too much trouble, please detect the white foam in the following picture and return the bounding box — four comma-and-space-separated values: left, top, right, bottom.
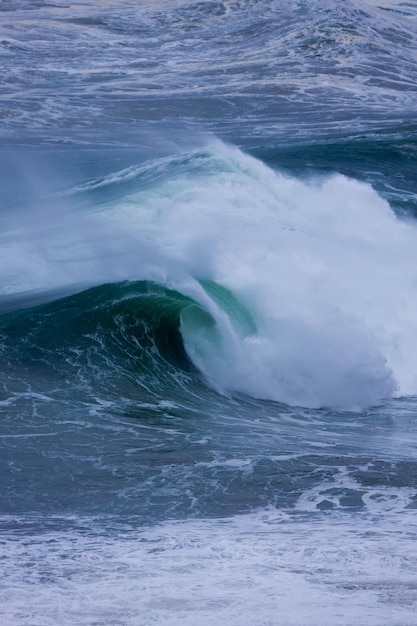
1, 510, 416, 626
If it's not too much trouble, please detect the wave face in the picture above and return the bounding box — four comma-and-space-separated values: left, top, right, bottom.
3, 143, 417, 409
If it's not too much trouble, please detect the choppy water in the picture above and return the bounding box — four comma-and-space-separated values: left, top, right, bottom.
1, 1, 417, 625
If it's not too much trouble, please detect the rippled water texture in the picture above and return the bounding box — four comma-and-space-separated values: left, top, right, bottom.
1, 1, 417, 625
1, 0, 417, 144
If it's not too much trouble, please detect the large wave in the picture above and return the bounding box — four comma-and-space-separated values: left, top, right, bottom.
2, 142, 417, 410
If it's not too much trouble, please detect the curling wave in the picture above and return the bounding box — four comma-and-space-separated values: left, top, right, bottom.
3, 142, 417, 409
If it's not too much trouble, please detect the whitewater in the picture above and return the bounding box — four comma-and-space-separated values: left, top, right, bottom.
1, 1, 417, 625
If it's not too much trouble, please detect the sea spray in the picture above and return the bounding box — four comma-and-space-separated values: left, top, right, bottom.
96, 143, 415, 407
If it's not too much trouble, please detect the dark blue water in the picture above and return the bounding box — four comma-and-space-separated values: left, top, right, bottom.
1, 2, 417, 624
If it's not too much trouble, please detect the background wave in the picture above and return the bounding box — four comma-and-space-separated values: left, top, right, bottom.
1, 0, 417, 145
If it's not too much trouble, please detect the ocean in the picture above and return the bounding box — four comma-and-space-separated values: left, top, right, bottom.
1, 1, 417, 624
